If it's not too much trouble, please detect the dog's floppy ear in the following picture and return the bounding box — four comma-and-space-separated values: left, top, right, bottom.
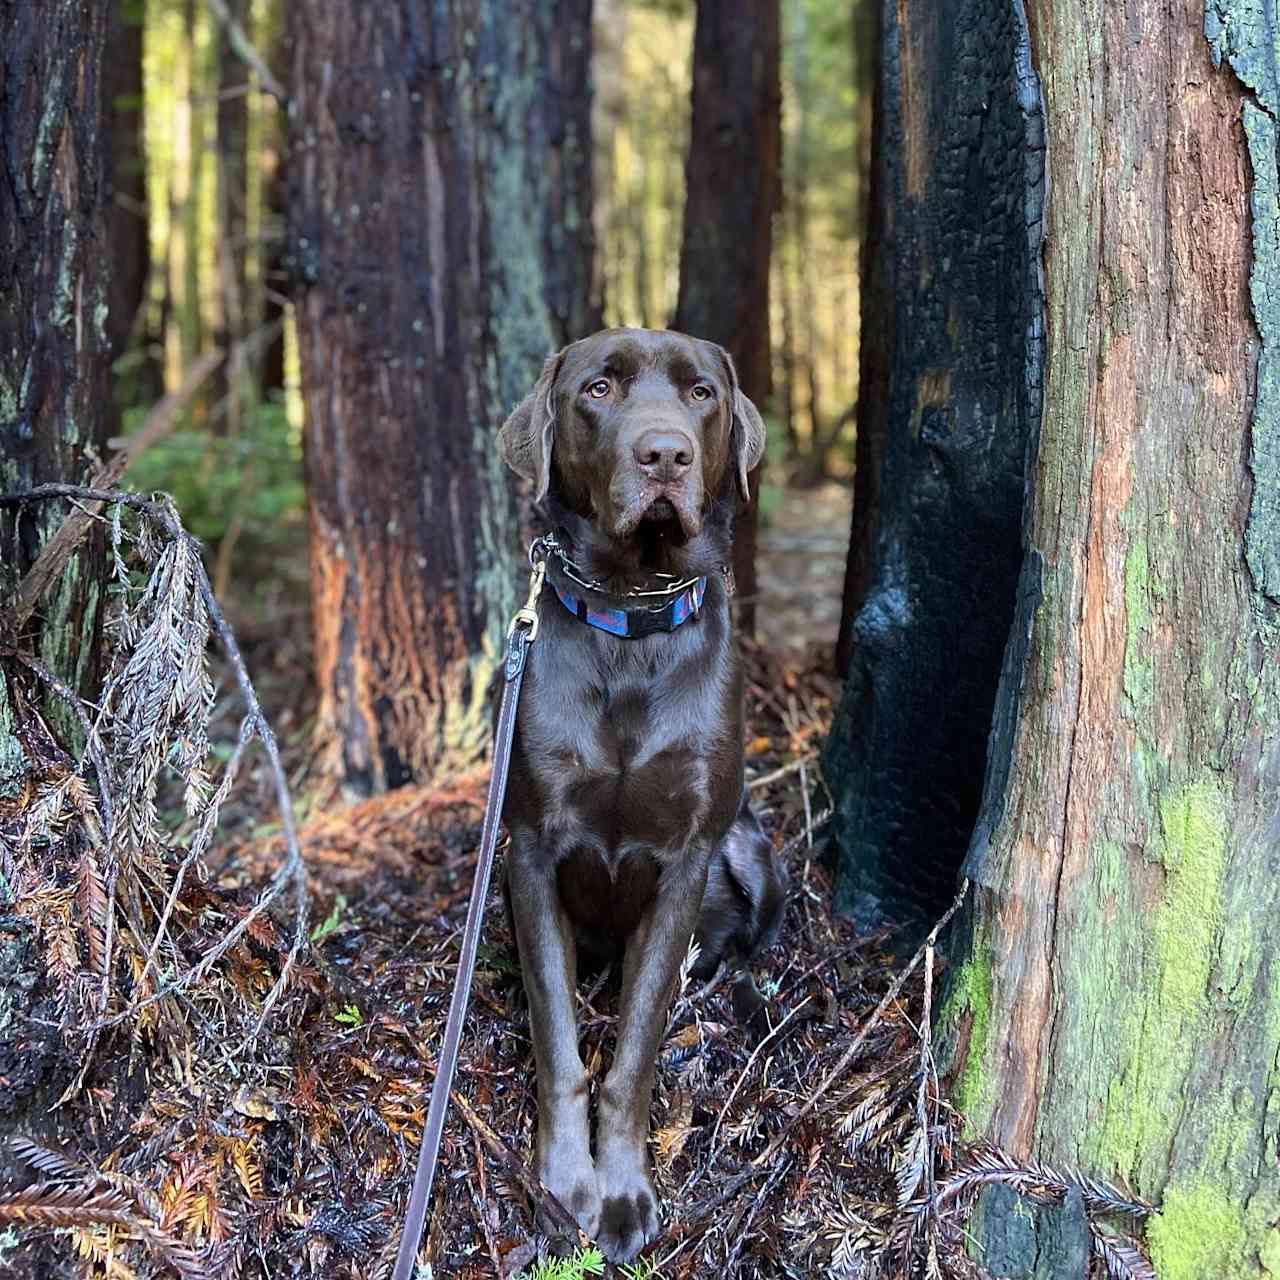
499, 350, 565, 502
716, 347, 766, 501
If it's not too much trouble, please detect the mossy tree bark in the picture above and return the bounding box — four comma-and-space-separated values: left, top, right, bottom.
288, 1, 598, 796
940, 1, 1280, 1276
673, 0, 781, 636
0, 0, 111, 779
0, 0, 111, 1151
822, 0, 1043, 929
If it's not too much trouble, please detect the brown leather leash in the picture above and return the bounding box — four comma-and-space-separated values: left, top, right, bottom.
390, 554, 546, 1280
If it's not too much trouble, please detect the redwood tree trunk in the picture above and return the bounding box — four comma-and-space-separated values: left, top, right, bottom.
103, 0, 154, 436
822, 0, 1043, 930
288, 1, 597, 795
1, 0, 111, 767
940, 1, 1280, 1275
673, 0, 781, 637
0, 0, 111, 1153
213, 0, 251, 429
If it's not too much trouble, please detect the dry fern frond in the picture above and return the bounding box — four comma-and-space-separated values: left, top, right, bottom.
0, 1182, 137, 1228
1093, 1229, 1158, 1280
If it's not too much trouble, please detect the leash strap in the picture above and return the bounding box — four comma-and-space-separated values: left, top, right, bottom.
390, 558, 545, 1280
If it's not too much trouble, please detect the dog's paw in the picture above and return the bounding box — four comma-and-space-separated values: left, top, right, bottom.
594, 1157, 660, 1263
538, 1148, 601, 1243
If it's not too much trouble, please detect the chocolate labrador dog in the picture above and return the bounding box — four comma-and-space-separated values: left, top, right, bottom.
498, 327, 786, 1262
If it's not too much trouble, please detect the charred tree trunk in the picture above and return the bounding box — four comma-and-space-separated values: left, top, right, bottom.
0, 0, 111, 1144
103, 0, 155, 436
288, 1, 597, 795
939, 1, 1280, 1274
822, 0, 1043, 928
673, 0, 781, 637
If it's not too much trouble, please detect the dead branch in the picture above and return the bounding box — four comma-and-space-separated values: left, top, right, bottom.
750, 877, 970, 1173
0, 484, 308, 1043
449, 1089, 584, 1246
7, 350, 223, 632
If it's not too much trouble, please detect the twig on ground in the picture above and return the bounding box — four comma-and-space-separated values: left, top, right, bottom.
700, 995, 813, 1179
450, 1090, 583, 1244
750, 879, 970, 1173
719, 1156, 791, 1275
746, 752, 818, 791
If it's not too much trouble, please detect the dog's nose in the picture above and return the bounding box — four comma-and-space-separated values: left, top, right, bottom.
633, 429, 694, 477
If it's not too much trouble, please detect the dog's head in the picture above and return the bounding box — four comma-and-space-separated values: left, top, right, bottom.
498, 328, 766, 542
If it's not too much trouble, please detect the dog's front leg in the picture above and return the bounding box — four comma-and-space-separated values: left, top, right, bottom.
507, 840, 600, 1242
594, 852, 710, 1263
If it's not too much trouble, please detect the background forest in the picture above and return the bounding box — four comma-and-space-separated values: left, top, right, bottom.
2, 0, 1279, 1278
119, 0, 869, 627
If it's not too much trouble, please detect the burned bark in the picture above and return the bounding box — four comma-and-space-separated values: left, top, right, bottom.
823, 0, 1044, 928
673, 0, 781, 636
939, 1, 1280, 1274
287, 1, 596, 794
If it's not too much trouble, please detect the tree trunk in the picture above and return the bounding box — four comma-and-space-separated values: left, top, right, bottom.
260, 5, 288, 396
1, 0, 112, 750
834, 0, 883, 674
673, 0, 781, 637
939, 1, 1280, 1274
213, 0, 251, 430
103, 0, 155, 437
822, 0, 1043, 929
287, 1, 596, 795
0, 0, 111, 1149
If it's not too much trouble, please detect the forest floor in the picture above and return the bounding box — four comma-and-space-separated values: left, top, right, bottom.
755, 480, 852, 656
0, 485, 1152, 1280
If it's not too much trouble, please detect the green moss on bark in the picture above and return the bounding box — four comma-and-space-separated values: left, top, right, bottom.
1149, 1182, 1247, 1280
939, 933, 995, 1133
1078, 782, 1230, 1186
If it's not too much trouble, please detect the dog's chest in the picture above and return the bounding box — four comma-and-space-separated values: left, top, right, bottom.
520, 643, 733, 859
551, 681, 708, 849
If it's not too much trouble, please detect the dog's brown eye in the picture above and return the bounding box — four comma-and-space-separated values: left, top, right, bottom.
586, 379, 611, 399
690, 384, 713, 402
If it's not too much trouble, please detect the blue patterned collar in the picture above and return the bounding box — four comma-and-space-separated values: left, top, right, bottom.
531, 531, 711, 639
549, 573, 707, 638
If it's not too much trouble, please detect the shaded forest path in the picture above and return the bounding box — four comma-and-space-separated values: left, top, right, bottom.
755, 479, 852, 656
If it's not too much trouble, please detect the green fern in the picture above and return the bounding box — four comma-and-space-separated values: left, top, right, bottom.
518, 1248, 605, 1280
620, 1258, 666, 1280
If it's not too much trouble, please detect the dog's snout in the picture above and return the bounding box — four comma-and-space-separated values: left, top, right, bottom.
633, 428, 694, 477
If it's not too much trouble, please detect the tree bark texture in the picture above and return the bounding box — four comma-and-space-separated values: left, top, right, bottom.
288, 1, 597, 795
822, 0, 1045, 929
939, 1, 1280, 1276
673, 0, 781, 636
103, 0, 154, 436
213, 0, 251, 428
0, 0, 110, 1157
0, 0, 111, 784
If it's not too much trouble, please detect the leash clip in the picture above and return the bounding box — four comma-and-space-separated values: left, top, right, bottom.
508, 554, 547, 643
